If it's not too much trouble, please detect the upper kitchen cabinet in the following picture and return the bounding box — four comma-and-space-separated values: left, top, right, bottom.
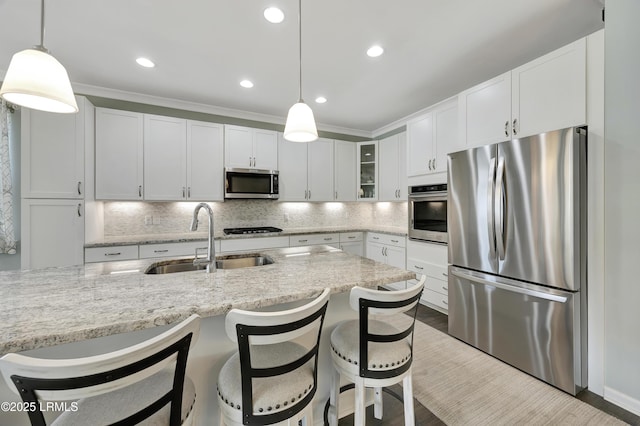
95, 108, 144, 200
378, 132, 407, 201
186, 121, 224, 201
278, 134, 334, 201
333, 140, 356, 202
357, 141, 377, 201
459, 37, 586, 147
21, 96, 90, 199
224, 125, 278, 170
407, 98, 458, 177
143, 114, 187, 201
144, 116, 224, 201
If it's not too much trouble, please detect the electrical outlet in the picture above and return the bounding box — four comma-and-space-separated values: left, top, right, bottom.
144, 215, 153, 225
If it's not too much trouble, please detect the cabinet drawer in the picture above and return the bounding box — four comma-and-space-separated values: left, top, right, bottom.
421, 288, 449, 313
339, 232, 363, 243
139, 241, 219, 259
407, 258, 448, 281
289, 233, 339, 247
409, 276, 447, 294
85, 245, 139, 263
220, 236, 289, 253
367, 232, 406, 247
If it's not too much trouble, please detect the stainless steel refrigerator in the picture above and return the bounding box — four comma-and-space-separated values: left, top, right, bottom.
447, 126, 587, 395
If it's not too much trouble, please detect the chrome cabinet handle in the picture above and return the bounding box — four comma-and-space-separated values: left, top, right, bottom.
442, 272, 448, 277
154, 249, 169, 253
442, 300, 448, 306
414, 265, 424, 270
442, 286, 448, 292
433, 158, 436, 170
324, 237, 333, 241
182, 187, 186, 198
428, 159, 432, 170
77, 181, 82, 195
373, 236, 380, 240
391, 239, 399, 243
308, 190, 311, 199
512, 118, 518, 135
77, 203, 82, 217
299, 239, 308, 243
138, 185, 143, 198
505, 120, 509, 137
188, 187, 191, 198
348, 236, 356, 239
335, 191, 338, 200
104, 252, 121, 256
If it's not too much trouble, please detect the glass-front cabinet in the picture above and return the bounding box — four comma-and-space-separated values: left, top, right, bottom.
357, 141, 378, 201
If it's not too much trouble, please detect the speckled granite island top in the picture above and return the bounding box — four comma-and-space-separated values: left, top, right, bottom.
0, 245, 416, 355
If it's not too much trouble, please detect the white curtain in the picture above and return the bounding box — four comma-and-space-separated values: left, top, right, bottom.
0, 100, 16, 254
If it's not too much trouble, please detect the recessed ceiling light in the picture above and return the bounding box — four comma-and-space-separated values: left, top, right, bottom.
240, 80, 254, 88
136, 57, 155, 68
315, 96, 327, 104
366, 45, 384, 58
264, 7, 285, 23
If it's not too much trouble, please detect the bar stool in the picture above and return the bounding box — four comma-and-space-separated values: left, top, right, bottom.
0, 314, 201, 426
328, 277, 426, 426
217, 288, 331, 426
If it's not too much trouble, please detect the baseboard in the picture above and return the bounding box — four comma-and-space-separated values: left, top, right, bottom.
604, 386, 640, 416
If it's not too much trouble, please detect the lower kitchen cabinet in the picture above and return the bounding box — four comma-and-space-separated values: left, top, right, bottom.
21, 199, 84, 269
366, 232, 406, 290
339, 232, 363, 256
407, 239, 448, 313
85, 245, 139, 263
139, 241, 219, 259
220, 236, 290, 253
289, 233, 339, 248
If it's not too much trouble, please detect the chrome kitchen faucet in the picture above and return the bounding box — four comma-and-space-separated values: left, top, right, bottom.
190, 203, 216, 273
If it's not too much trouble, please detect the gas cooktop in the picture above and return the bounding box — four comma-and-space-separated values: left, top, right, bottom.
223, 226, 283, 235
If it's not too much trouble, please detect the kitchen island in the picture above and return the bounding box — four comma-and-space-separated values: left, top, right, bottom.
0, 245, 415, 425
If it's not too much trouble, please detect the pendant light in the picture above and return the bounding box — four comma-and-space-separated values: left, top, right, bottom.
0, 0, 78, 113
283, 0, 318, 142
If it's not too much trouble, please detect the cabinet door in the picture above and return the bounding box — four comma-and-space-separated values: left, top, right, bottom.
143, 115, 187, 200
95, 109, 144, 200
340, 241, 363, 256
21, 199, 84, 269
434, 102, 458, 173
357, 142, 378, 201
378, 134, 399, 200
365, 241, 386, 263
307, 138, 334, 201
396, 132, 407, 198
385, 244, 406, 269
407, 113, 434, 177
512, 38, 586, 139
253, 129, 278, 170
458, 71, 512, 147
21, 95, 84, 199
187, 121, 224, 201
334, 140, 356, 201
224, 125, 253, 169
278, 133, 308, 201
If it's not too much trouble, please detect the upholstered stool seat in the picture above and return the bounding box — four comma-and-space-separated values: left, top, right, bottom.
52, 369, 196, 426
331, 320, 412, 371
217, 342, 314, 416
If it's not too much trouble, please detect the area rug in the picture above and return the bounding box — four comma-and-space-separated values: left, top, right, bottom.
405, 319, 625, 425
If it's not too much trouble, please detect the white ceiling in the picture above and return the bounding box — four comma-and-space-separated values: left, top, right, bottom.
0, 0, 604, 136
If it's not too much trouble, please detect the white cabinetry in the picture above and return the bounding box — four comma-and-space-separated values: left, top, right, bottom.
333, 140, 356, 201
278, 135, 334, 201
365, 233, 406, 290
139, 241, 219, 259
224, 125, 278, 170
21, 199, 84, 269
289, 233, 339, 248
95, 108, 144, 200
378, 132, 407, 201
357, 141, 377, 201
339, 232, 363, 256
143, 115, 186, 201
406, 240, 448, 313
407, 98, 458, 177
85, 245, 139, 263
219, 236, 289, 253
186, 121, 225, 201
21, 96, 87, 199
459, 38, 586, 147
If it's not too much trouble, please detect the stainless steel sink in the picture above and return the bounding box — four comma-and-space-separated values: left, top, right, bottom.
144, 253, 274, 274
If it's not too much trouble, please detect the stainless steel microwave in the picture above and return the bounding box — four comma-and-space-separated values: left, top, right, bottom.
408, 184, 447, 244
224, 168, 279, 199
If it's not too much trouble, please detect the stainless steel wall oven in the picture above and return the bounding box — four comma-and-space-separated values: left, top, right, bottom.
408, 184, 447, 244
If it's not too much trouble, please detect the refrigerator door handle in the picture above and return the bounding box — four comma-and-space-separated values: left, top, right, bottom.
450, 267, 569, 303
487, 157, 497, 258
495, 156, 506, 260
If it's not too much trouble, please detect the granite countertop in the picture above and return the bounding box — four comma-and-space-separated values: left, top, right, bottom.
0, 245, 415, 355
85, 226, 408, 248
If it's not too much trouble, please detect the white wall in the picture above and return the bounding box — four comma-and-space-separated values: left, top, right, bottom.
604, 0, 640, 415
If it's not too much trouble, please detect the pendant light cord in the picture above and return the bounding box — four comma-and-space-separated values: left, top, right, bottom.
38, 0, 47, 51
298, 0, 303, 103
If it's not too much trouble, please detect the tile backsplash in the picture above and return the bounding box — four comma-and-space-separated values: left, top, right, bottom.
103, 201, 407, 237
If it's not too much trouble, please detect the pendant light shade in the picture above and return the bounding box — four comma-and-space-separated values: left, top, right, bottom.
284, 0, 317, 142
0, 0, 78, 113
284, 101, 317, 142
1, 48, 78, 113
